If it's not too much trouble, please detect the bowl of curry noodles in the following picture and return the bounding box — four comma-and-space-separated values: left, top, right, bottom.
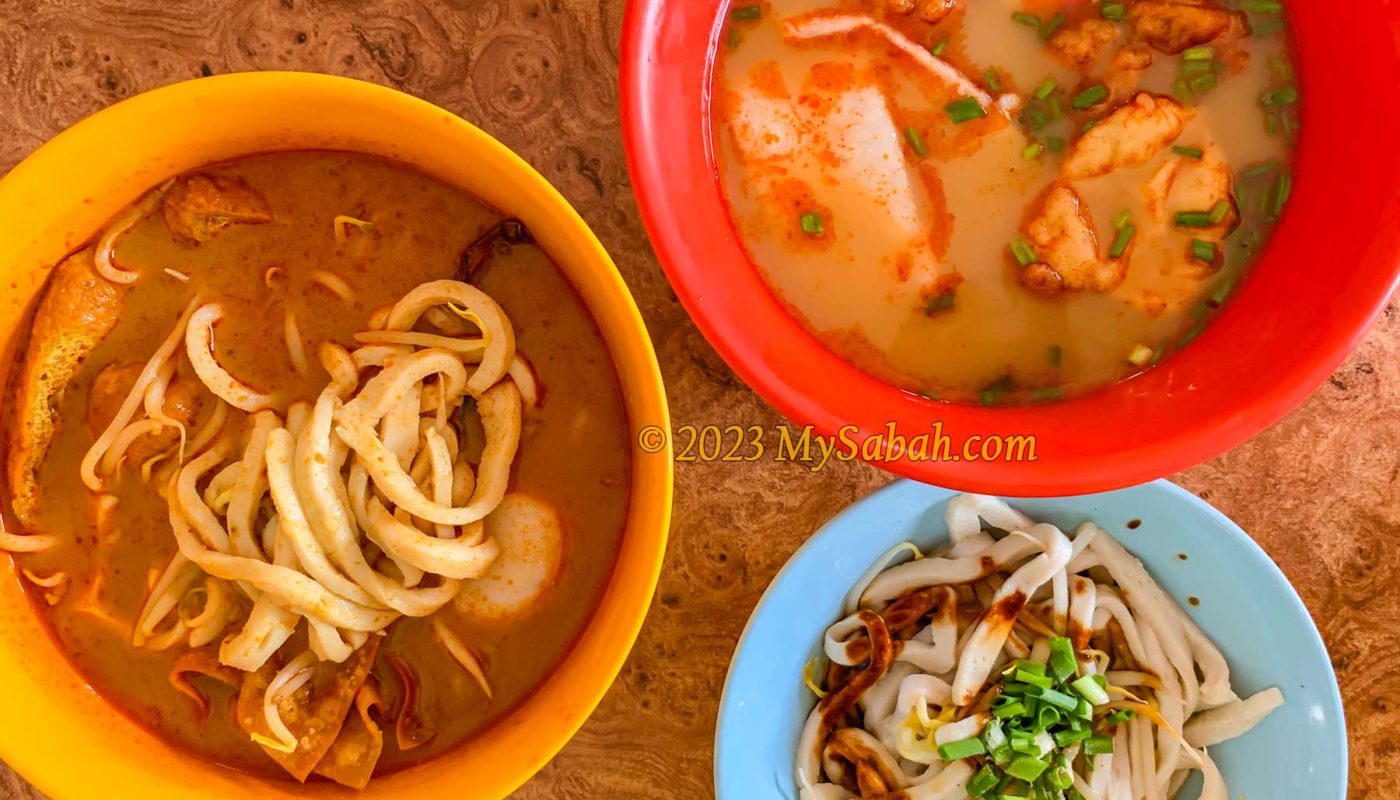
0, 72, 671, 799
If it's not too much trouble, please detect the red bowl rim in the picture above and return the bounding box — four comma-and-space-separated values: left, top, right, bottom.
621, 1, 1400, 496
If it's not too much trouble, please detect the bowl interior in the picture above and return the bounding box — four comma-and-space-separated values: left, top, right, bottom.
714, 480, 1346, 799
621, 0, 1400, 495
0, 72, 671, 800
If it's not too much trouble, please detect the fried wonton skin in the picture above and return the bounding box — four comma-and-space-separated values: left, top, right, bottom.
236, 639, 380, 782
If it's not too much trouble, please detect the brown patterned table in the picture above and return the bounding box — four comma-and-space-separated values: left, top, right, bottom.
0, 1, 1395, 797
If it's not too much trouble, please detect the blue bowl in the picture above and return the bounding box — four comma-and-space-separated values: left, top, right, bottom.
715, 480, 1347, 799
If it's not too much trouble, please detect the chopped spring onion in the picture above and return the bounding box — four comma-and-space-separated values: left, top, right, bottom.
1048, 636, 1077, 681
931, 38, 948, 56
967, 765, 1001, 798
1071, 84, 1108, 110
1030, 386, 1062, 404
1104, 708, 1137, 726
1046, 136, 1067, 154
993, 699, 1028, 718
1009, 238, 1039, 267
1041, 12, 1067, 40
1071, 674, 1111, 705
1190, 238, 1218, 264
905, 127, 929, 157
1101, 2, 1126, 21
1023, 142, 1044, 161
1012, 11, 1041, 29
924, 292, 956, 314
1272, 172, 1293, 218
1112, 209, 1132, 229
1083, 734, 1116, 756
1243, 0, 1282, 10
1006, 754, 1050, 782
731, 4, 762, 21
1109, 224, 1136, 259
1180, 320, 1208, 347
1209, 200, 1232, 224
1053, 726, 1094, 748
1027, 685, 1079, 712
1034, 78, 1058, 100
1261, 85, 1299, 107
1174, 210, 1214, 228
980, 375, 1016, 406
938, 735, 988, 761
799, 212, 825, 236
1172, 145, 1205, 159
1183, 46, 1215, 61
946, 96, 988, 123
985, 68, 1003, 93
1016, 669, 1054, 689
1082, 119, 1098, 133
1128, 344, 1154, 367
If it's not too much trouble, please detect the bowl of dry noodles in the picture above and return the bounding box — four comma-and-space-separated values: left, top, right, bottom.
0, 72, 671, 798
716, 481, 1345, 800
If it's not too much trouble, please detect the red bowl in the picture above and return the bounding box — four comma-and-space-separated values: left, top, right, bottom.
622, 2, 1400, 496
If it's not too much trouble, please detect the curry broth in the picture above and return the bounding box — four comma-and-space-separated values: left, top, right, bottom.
10, 151, 631, 777
715, 0, 1297, 403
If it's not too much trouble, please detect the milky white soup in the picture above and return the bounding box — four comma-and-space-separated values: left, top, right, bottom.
714, 0, 1298, 405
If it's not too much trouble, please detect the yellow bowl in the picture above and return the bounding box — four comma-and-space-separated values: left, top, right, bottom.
0, 72, 672, 798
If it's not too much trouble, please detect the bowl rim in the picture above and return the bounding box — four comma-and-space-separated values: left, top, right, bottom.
0, 71, 673, 799
713, 478, 1348, 799
620, 0, 1400, 497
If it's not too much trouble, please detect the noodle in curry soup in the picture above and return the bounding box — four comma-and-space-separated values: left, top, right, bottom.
1, 152, 631, 787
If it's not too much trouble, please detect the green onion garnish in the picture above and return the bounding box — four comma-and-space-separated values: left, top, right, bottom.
1006, 754, 1050, 782
1009, 238, 1039, 267
1104, 709, 1137, 726
1209, 199, 1231, 224
1030, 386, 1061, 404
1109, 224, 1136, 259
1016, 669, 1054, 689
985, 68, 1003, 93
905, 126, 929, 157
1271, 172, 1293, 219
1046, 136, 1067, 154
1261, 85, 1299, 107
1034, 78, 1058, 100
1183, 46, 1215, 61
1082, 119, 1097, 133
938, 735, 988, 761
993, 700, 1028, 718
1012, 11, 1042, 29
924, 292, 956, 314
731, 4, 762, 21
1048, 637, 1077, 681
1172, 145, 1205, 159
1174, 211, 1214, 228
799, 212, 825, 236
1190, 238, 1218, 264
931, 38, 949, 57
1071, 674, 1111, 705
1041, 11, 1067, 40
946, 96, 988, 123
1101, 2, 1126, 20
966, 765, 1001, 798
1243, 0, 1282, 10
980, 375, 1016, 406
1053, 727, 1094, 747
1084, 734, 1116, 756
1071, 84, 1108, 110
1027, 686, 1080, 712
1023, 142, 1044, 161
